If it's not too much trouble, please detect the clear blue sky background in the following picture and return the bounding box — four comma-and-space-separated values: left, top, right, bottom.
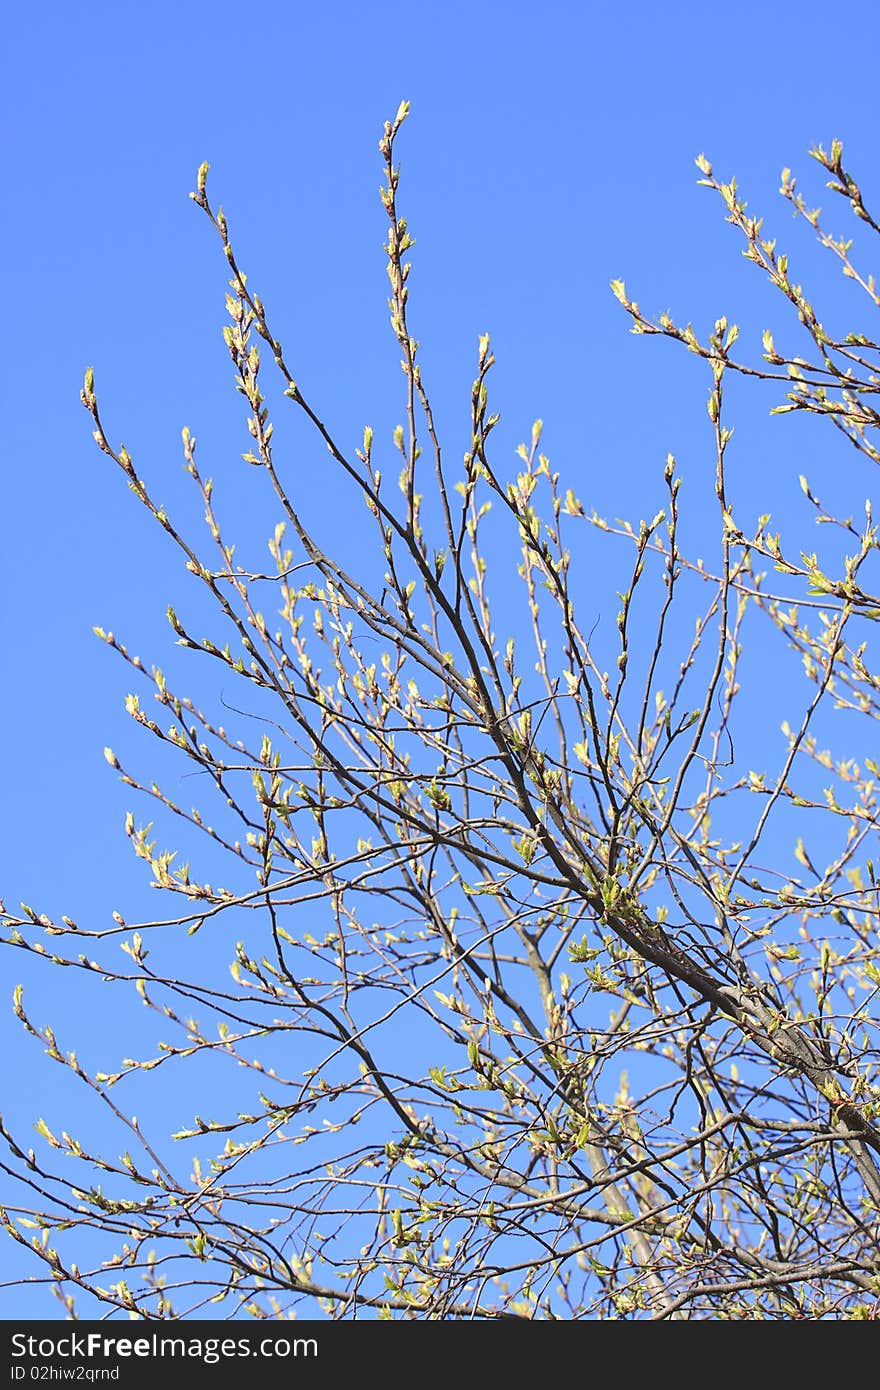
3, 0, 879, 1316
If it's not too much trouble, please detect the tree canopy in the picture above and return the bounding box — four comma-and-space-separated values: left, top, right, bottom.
4, 107, 880, 1320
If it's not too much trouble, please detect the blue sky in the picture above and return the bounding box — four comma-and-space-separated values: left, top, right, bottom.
3, 0, 880, 1316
